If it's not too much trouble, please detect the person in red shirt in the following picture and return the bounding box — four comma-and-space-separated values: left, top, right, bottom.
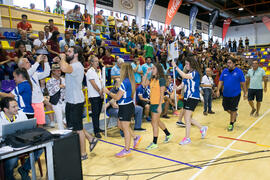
48, 19, 59, 32
46, 31, 60, 62
102, 48, 115, 85
17, 14, 32, 34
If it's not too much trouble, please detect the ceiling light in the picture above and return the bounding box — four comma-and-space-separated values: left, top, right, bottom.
251, 15, 254, 18
209, 13, 211, 15
238, 7, 244, 11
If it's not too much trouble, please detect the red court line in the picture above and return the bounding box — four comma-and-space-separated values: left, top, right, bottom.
218, 136, 257, 144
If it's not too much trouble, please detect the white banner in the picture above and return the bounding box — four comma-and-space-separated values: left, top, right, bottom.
168, 41, 179, 61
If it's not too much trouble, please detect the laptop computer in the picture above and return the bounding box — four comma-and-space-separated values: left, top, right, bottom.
2, 118, 37, 139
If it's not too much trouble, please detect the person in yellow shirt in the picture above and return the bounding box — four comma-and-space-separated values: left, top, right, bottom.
108, 11, 116, 37
142, 63, 172, 150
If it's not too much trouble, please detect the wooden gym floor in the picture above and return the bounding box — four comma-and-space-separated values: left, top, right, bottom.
15, 85, 270, 180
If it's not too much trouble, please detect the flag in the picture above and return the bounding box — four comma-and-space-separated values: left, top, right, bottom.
262, 16, 270, 32
94, 0, 96, 14
208, 9, 219, 38
189, 5, 198, 32
164, 0, 183, 32
168, 41, 179, 60
222, 18, 231, 41
145, 0, 156, 23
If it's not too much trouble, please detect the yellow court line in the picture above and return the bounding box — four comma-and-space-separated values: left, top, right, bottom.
256, 144, 270, 148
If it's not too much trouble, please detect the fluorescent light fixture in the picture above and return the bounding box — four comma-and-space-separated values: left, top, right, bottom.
251, 15, 254, 18
238, 7, 244, 11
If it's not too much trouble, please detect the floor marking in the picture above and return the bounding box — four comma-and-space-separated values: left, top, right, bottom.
189, 109, 270, 180
99, 139, 201, 169
256, 144, 270, 148
218, 136, 256, 144
206, 144, 248, 153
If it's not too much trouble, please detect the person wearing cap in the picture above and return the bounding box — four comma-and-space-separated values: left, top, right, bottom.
111, 58, 124, 80
46, 63, 66, 130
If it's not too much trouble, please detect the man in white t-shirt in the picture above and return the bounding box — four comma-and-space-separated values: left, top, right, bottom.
201, 68, 215, 115
0, 97, 42, 180
33, 31, 48, 55
82, 30, 93, 48
58, 46, 98, 160
86, 56, 104, 138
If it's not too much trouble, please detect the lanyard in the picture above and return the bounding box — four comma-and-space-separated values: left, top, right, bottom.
4, 114, 16, 123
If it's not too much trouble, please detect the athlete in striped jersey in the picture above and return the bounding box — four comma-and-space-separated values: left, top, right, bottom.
172, 56, 208, 145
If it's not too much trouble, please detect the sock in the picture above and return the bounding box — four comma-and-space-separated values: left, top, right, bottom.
163, 128, 170, 136
230, 121, 234, 125
153, 137, 158, 144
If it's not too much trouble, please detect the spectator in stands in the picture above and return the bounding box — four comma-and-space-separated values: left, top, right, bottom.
144, 38, 154, 59
232, 39, 237, 52
131, 19, 138, 31
91, 25, 102, 46
47, 31, 60, 60
30, 3, 35, 10
58, 46, 98, 160
14, 42, 35, 65
76, 24, 85, 40
66, 5, 81, 29
82, 30, 93, 48
0, 46, 16, 81
245, 37, 249, 51
102, 48, 115, 86
17, 14, 32, 34
48, 19, 59, 32
86, 56, 104, 138
136, 82, 151, 122
127, 37, 136, 55
18, 55, 51, 126
0, 97, 43, 180
105, 78, 146, 135
33, 31, 48, 55
44, 25, 52, 40
123, 16, 129, 32
141, 57, 153, 79
131, 56, 143, 83
82, 9, 91, 30
45, 6, 51, 12
0, 68, 34, 118
53, 0, 64, 14
15, 30, 33, 53
111, 58, 124, 80
46, 63, 66, 130
59, 32, 75, 53
201, 68, 215, 115
95, 10, 105, 31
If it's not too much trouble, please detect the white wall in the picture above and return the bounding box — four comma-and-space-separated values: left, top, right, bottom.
226, 23, 270, 45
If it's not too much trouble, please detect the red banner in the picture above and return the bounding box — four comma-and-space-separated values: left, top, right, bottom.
222, 18, 231, 41
164, 0, 183, 32
94, 0, 96, 14
262, 16, 270, 32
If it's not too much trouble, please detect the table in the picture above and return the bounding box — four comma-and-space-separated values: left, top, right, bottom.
0, 141, 54, 180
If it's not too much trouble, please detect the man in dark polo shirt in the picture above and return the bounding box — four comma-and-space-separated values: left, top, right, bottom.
217, 57, 247, 131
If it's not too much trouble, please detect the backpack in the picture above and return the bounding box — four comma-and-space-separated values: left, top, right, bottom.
5, 128, 55, 148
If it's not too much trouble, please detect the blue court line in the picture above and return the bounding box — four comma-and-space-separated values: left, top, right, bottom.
99, 139, 201, 169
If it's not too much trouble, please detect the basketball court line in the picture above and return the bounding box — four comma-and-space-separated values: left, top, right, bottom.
206, 144, 248, 153
189, 108, 270, 180
99, 139, 202, 169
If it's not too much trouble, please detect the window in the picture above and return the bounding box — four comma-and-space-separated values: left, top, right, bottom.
13, 0, 44, 10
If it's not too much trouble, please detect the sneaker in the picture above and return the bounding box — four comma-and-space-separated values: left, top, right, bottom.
81, 154, 88, 161
255, 112, 259, 117
95, 133, 102, 138
203, 111, 208, 116
115, 148, 132, 158
49, 121, 55, 128
134, 128, 146, 131
250, 109, 256, 116
133, 135, 142, 149
176, 121, 186, 127
18, 167, 30, 180
164, 134, 173, 143
98, 129, 105, 133
89, 137, 98, 152
179, 137, 191, 145
173, 111, 180, 116
227, 124, 234, 131
208, 111, 215, 114
146, 117, 151, 122
162, 115, 170, 119
200, 126, 208, 139
146, 142, 158, 150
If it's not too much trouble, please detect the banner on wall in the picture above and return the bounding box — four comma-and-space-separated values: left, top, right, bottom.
168, 41, 179, 60
262, 16, 270, 32
222, 18, 231, 41
189, 5, 198, 32
145, 0, 156, 23
208, 9, 219, 38
96, 0, 113, 7
94, 0, 97, 14
164, 0, 183, 32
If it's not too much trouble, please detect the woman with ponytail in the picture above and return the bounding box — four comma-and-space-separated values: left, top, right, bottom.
0, 68, 34, 118
104, 63, 142, 158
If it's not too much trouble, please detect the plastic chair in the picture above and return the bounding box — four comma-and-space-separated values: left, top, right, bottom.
3, 32, 10, 39
1, 41, 13, 50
